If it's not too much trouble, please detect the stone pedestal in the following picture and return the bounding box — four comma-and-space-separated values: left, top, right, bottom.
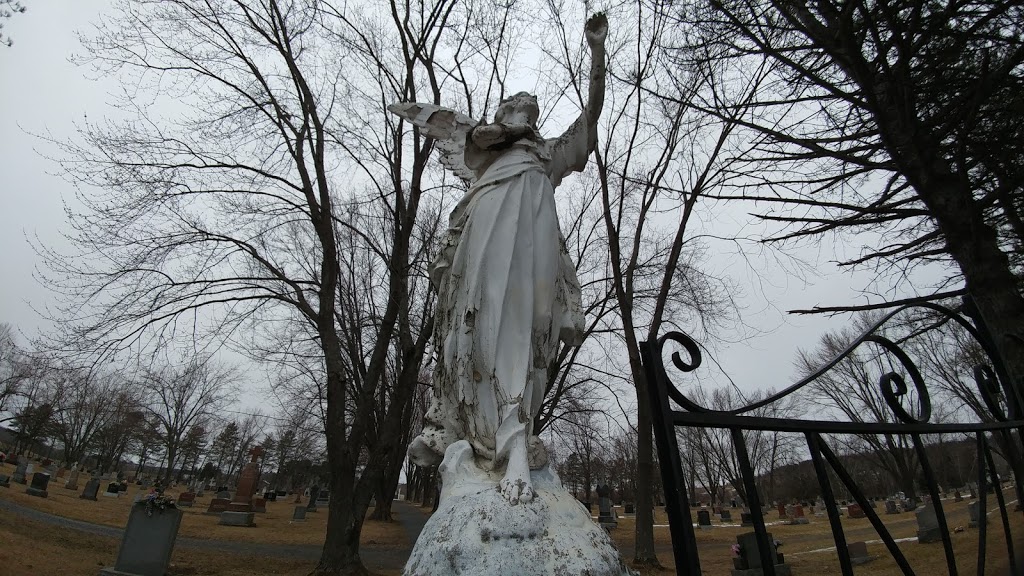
403, 441, 631, 576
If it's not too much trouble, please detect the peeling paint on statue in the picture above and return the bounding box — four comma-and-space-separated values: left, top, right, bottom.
391, 11, 630, 576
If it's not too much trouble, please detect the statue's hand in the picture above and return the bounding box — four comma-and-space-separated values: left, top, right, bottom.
585, 12, 607, 48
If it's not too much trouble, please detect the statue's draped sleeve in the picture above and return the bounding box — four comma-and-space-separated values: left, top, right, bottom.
545, 114, 593, 187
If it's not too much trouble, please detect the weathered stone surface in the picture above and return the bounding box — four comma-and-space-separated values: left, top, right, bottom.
218, 511, 255, 527
403, 441, 631, 576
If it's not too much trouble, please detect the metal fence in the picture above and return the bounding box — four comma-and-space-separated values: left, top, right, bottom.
641, 300, 1024, 575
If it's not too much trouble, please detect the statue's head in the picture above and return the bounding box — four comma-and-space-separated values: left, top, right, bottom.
495, 92, 539, 128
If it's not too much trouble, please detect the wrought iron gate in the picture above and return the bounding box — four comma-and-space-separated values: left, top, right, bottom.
642, 300, 1024, 575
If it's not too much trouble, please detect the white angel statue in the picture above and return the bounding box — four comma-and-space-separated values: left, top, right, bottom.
392, 13, 607, 505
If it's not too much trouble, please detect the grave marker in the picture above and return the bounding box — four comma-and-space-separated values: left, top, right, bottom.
848, 541, 874, 565
915, 502, 941, 543
80, 478, 101, 500
99, 505, 183, 576
292, 505, 307, 523
697, 509, 712, 531
26, 471, 50, 498
731, 531, 791, 576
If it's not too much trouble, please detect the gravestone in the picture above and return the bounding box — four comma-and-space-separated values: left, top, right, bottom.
731, 499, 737, 508
253, 497, 267, 513
789, 505, 808, 525
954, 490, 963, 503
968, 501, 985, 528
215, 489, 231, 500
99, 505, 183, 576
624, 503, 635, 514
12, 462, 28, 484
316, 488, 330, 507
65, 468, 80, 490
885, 500, 899, 514
26, 471, 50, 498
205, 498, 230, 515
848, 541, 874, 565
740, 512, 754, 527
292, 505, 307, 523
0, 474, 10, 488
597, 484, 616, 528
56, 467, 66, 479
697, 509, 712, 531
177, 492, 196, 508
263, 491, 277, 502
776, 503, 786, 519
848, 503, 865, 518
306, 484, 320, 512
104, 482, 122, 497
731, 532, 791, 576
220, 445, 262, 527
915, 502, 941, 543
80, 478, 101, 501
720, 509, 733, 522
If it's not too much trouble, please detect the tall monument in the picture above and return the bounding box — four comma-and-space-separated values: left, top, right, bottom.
391, 13, 631, 576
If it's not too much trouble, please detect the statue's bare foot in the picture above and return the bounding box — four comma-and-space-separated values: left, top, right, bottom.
499, 466, 535, 505
499, 438, 535, 505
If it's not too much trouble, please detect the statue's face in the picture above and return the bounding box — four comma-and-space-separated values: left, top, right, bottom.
495, 92, 539, 127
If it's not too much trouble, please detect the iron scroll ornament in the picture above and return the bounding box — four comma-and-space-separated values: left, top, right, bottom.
649, 302, 1014, 424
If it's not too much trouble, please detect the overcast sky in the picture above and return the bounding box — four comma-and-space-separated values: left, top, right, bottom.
0, 2, 953, 410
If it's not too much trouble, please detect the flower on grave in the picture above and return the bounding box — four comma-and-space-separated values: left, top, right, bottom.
730, 543, 742, 557
136, 493, 177, 517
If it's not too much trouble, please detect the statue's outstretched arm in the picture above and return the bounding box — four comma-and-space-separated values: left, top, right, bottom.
582, 12, 608, 139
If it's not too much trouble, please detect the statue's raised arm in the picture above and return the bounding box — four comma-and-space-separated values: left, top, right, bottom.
547, 12, 608, 187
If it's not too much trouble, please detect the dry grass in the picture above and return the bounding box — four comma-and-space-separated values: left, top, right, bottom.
0, 511, 317, 576
0, 461, 406, 547
2, 461, 1019, 575
610, 489, 1023, 575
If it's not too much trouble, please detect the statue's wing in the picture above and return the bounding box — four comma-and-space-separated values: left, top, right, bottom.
388, 102, 477, 182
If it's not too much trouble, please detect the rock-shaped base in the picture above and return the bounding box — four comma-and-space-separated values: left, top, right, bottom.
26, 487, 48, 498
404, 441, 632, 576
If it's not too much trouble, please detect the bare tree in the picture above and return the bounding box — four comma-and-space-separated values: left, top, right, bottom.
141, 358, 235, 483
656, 0, 1024, 393
0, 0, 25, 47
0, 323, 32, 421
44, 1, 531, 572
48, 367, 127, 465
796, 313, 923, 501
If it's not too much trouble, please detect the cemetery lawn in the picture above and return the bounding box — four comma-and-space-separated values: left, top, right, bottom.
0, 511, 318, 575
0, 465, 408, 548
611, 488, 1022, 575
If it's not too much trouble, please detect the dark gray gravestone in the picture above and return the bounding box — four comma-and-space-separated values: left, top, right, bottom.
624, 503, 635, 514
215, 489, 231, 500
12, 462, 28, 484
884, 500, 899, 514
915, 502, 941, 543
740, 512, 753, 527
720, 509, 733, 522
315, 488, 330, 507
100, 506, 183, 576
292, 505, 307, 523
731, 531, 792, 576
80, 478, 101, 500
0, 474, 10, 487
697, 509, 712, 531
968, 501, 986, 528
848, 541, 874, 565
26, 471, 50, 498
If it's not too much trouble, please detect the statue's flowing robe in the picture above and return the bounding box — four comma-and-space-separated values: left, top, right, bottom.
411, 117, 592, 471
